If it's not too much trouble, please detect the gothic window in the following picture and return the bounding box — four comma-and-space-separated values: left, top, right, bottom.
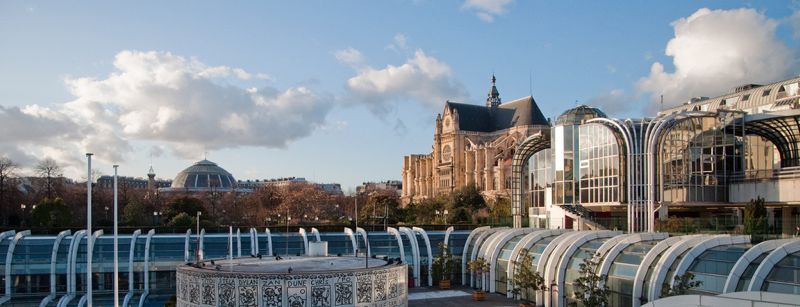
442, 145, 452, 162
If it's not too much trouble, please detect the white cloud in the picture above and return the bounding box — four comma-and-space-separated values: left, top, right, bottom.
0, 50, 332, 175
789, 10, 800, 39
343, 49, 467, 116
637, 8, 794, 111
334, 47, 365, 67
462, 0, 514, 23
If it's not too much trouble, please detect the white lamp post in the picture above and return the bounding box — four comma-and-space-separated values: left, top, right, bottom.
113, 165, 119, 307
86, 153, 93, 307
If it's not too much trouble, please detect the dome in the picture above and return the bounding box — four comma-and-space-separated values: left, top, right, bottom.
171, 159, 236, 190
555, 105, 607, 126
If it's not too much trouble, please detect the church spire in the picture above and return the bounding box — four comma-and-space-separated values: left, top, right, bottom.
486, 74, 501, 108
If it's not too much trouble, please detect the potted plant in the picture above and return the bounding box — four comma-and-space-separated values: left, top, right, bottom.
432, 242, 454, 289
467, 257, 490, 301
511, 248, 546, 307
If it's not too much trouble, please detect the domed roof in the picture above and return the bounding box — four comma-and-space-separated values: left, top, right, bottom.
555, 105, 607, 126
171, 159, 236, 190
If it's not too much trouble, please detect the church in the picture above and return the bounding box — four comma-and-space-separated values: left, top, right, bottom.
401, 76, 550, 205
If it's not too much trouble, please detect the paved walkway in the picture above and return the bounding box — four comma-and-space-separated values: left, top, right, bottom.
408, 286, 518, 307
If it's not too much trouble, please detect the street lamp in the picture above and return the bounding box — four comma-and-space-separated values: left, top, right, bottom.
443, 209, 449, 226
196, 211, 202, 262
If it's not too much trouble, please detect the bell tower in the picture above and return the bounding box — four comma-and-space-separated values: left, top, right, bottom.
486, 74, 501, 109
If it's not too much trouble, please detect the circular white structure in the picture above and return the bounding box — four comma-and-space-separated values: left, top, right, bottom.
176, 256, 408, 307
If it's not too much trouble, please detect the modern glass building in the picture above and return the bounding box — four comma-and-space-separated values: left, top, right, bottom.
462, 227, 800, 307
509, 76, 800, 233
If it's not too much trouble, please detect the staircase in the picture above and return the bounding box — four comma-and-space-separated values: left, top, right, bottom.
560, 204, 605, 230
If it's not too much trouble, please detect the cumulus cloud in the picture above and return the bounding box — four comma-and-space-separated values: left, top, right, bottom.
343, 49, 467, 116
637, 8, 795, 111
462, 0, 514, 23
0, 50, 332, 174
385, 33, 408, 52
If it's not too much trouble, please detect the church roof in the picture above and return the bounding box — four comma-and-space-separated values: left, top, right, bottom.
445, 95, 549, 132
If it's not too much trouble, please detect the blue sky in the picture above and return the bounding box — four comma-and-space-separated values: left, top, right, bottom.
1, 1, 798, 192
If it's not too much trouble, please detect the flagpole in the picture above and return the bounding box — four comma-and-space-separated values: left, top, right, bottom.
86, 153, 93, 307
113, 165, 119, 307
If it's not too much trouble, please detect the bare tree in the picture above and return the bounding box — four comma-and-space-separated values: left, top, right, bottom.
0, 157, 18, 224
35, 158, 62, 199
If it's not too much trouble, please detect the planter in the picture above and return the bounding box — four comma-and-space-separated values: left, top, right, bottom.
472, 290, 486, 301
439, 279, 451, 289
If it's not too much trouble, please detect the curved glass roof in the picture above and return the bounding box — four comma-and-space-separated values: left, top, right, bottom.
763, 251, 800, 294
686, 244, 751, 295
170, 159, 236, 189
555, 104, 607, 126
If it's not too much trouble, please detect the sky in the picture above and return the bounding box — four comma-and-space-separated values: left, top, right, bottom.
1, 1, 799, 192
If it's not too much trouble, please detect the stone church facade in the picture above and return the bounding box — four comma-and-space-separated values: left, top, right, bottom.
401, 76, 550, 205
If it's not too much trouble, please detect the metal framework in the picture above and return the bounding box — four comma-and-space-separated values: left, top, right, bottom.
412, 227, 433, 287
121, 229, 142, 307
511, 131, 551, 228
398, 227, 420, 287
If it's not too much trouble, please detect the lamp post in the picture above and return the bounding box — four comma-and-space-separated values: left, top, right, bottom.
85, 153, 93, 307
112, 165, 119, 307
443, 209, 449, 226
285, 210, 291, 256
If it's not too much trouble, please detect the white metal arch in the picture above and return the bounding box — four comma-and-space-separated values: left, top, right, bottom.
443, 226, 454, 248
57, 230, 86, 307
548, 230, 619, 307
355, 227, 370, 256
587, 118, 636, 232
122, 229, 142, 307
264, 228, 273, 256
76, 229, 103, 307
486, 228, 536, 293
648, 235, 723, 302
137, 229, 156, 307
594, 233, 636, 260
748, 239, 800, 292
723, 238, 794, 293
598, 233, 669, 279
478, 229, 513, 262
461, 226, 490, 285
506, 229, 570, 298
298, 228, 309, 255
236, 228, 242, 257
39, 230, 71, 307
386, 227, 405, 264
470, 227, 507, 287
199, 228, 205, 260
184, 229, 191, 262
631, 235, 691, 307
399, 227, 420, 287
311, 227, 321, 242
1, 230, 30, 303
344, 228, 358, 256
671, 235, 749, 289
412, 227, 434, 287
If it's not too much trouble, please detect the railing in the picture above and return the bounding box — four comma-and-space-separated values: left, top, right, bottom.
729, 167, 800, 183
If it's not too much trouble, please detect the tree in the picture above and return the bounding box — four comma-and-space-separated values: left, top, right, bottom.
511, 248, 547, 304
0, 157, 18, 224
122, 199, 155, 226
432, 242, 454, 288
163, 197, 207, 223
490, 197, 511, 225
661, 272, 702, 297
571, 253, 608, 307
360, 191, 402, 224
31, 197, 73, 228
451, 185, 486, 211
35, 158, 62, 199
167, 212, 195, 228
744, 196, 768, 242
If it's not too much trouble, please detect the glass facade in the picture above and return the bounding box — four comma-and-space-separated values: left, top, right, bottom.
685, 244, 751, 295
659, 115, 744, 203
607, 241, 658, 307
578, 123, 624, 204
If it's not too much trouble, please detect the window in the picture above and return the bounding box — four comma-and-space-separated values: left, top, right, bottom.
742, 94, 750, 101
442, 145, 452, 162
763, 89, 771, 96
